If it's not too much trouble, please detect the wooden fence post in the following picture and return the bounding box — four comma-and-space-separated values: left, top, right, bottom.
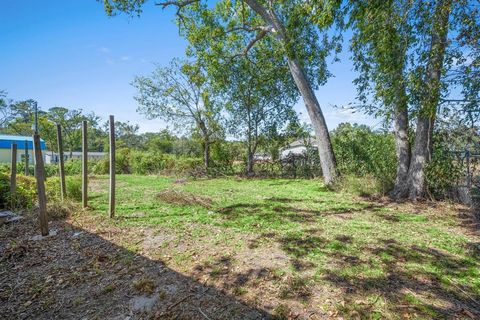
56, 124, 66, 201
82, 120, 88, 209
109, 115, 115, 218
24, 140, 29, 176
10, 143, 17, 207
33, 134, 49, 236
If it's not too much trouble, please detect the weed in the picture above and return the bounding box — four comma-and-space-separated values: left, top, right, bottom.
133, 277, 156, 295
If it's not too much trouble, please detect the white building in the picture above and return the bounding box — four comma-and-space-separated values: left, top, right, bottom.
45, 151, 107, 164
280, 138, 318, 159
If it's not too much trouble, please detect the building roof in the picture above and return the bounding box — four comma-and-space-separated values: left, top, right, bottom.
286, 137, 318, 148
0, 134, 46, 149
65, 151, 107, 156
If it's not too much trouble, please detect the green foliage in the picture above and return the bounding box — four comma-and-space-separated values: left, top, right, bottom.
425, 148, 463, 199
0, 173, 36, 209
331, 123, 396, 191
116, 148, 132, 174
46, 176, 82, 202
281, 146, 322, 179
333, 174, 387, 197
44, 163, 59, 177
89, 149, 206, 176
92, 157, 109, 175
133, 59, 223, 167
129, 151, 166, 175
64, 159, 83, 175
1, 172, 82, 210
210, 141, 233, 168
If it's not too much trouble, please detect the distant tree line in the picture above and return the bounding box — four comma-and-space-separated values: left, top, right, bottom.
0, 93, 309, 169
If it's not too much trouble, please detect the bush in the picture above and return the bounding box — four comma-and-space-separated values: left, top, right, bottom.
130, 151, 165, 174
0, 173, 36, 210
64, 159, 83, 175
44, 164, 59, 177
331, 123, 396, 191
116, 148, 132, 174
170, 157, 203, 176
45, 176, 82, 202
425, 147, 463, 200
1, 171, 82, 210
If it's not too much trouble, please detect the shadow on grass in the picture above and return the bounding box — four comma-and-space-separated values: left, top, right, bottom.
322, 238, 480, 318
0, 216, 272, 320
217, 200, 385, 225
243, 228, 480, 318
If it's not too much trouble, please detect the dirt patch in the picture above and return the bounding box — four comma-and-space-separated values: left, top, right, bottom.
0, 213, 269, 320
156, 189, 213, 208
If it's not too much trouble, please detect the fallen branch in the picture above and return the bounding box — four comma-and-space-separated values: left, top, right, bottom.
162, 293, 193, 314
198, 307, 212, 320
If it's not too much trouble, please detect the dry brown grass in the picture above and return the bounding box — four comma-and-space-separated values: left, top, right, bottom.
132, 277, 156, 295
47, 202, 79, 220
155, 189, 213, 208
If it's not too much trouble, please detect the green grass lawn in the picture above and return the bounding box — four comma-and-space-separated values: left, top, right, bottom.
82, 175, 479, 319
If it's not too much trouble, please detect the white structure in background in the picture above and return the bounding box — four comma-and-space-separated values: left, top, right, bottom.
45, 151, 107, 164
253, 153, 272, 161
280, 138, 318, 159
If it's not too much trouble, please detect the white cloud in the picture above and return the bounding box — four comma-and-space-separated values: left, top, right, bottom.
99, 46, 110, 53
120, 56, 130, 61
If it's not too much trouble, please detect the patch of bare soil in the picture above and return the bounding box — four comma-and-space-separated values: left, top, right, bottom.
0, 213, 269, 320
156, 189, 213, 208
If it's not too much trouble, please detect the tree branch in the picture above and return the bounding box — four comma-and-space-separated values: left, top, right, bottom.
155, 0, 199, 9
232, 28, 271, 58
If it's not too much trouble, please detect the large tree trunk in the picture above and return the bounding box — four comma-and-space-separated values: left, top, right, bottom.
244, 0, 338, 185
406, 117, 434, 199
246, 151, 254, 176
391, 91, 410, 198
203, 140, 210, 169
286, 59, 338, 185
403, 0, 452, 201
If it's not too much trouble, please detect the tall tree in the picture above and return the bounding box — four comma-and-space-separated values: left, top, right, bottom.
405, 0, 453, 199
221, 53, 297, 175
111, 121, 142, 149
47, 107, 93, 155
133, 59, 222, 168
348, 0, 413, 196
101, 0, 342, 185
348, 0, 479, 200
0, 91, 15, 129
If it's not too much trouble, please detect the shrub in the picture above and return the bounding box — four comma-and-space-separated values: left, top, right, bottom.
425, 148, 463, 200
331, 123, 396, 191
47, 202, 78, 220
0, 173, 36, 210
64, 159, 83, 175
113, 148, 130, 174
44, 164, 59, 177
92, 157, 109, 175
45, 176, 82, 202
65, 176, 83, 201
130, 151, 164, 174
210, 141, 234, 169
171, 157, 203, 176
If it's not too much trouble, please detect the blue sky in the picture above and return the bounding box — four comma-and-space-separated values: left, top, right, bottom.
0, 0, 376, 133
